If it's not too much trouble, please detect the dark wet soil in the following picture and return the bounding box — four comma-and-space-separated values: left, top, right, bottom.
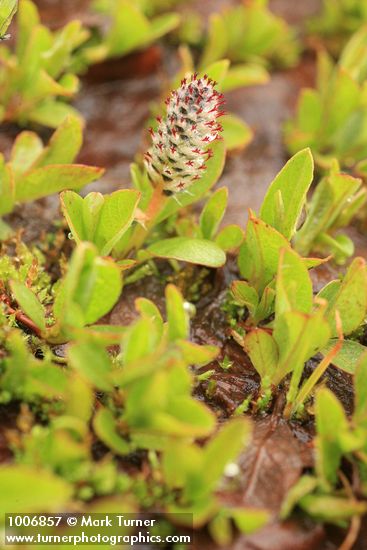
3, 1, 367, 549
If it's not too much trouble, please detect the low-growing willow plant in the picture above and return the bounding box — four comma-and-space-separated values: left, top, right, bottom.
307, 0, 367, 55
199, 0, 300, 71
285, 26, 367, 170
231, 149, 365, 329
0, 0, 88, 127
281, 356, 367, 525
233, 247, 367, 416
82, 0, 180, 66
0, 284, 269, 537
61, 74, 244, 272
0, 116, 103, 238
70, 284, 268, 534
7, 242, 124, 344
229, 148, 367, 413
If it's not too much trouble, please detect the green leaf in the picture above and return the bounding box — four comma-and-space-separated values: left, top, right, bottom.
221, 63, 269, 92
147, 237, 226, 268
10, 131, 43, 178
166, 284, 189, 342
135, 297, 163, 339
0, 465, 72, 515
0, 157, 15, 215
315, 388, 349, 488
231, 508, 270, 535
243, 327, 278, 381
55, 243, 122, 329
260, 149, 314, 239
321, 339, 367, 374
295, 171, 362, 256
231, 280, 259, 316
61, 190, 105, 245
163, 397, 216, 438
200, 418, 252, 496
318, 257, 367, 336
200, 187, 228, 240
221, 114, 253, 151
36, 115, 83, 167
199, 13, 228, 69
300, 494, 367, 522
203, 59, 230, 84
10, 280, 46, 332
238, 213, 291, 294
68, 341, 113, 391
28, 100, 82, 129
123, 317, 160, 364
149, 12, 180, 42
280, 475, 318, 519
0, 0, 18, 39
15, 165, 104, 203
276, 248, 313, 318
273, 307, 331, 386
176, 341, 219, 367
93, 408, 130, 455
215, 225, 245, 252
95, 190, 140, 256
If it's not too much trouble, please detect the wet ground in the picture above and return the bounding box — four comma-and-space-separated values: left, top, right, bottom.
2, 1, 367, 549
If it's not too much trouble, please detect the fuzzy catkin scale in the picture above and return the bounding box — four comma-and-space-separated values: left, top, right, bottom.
144, 74, 225, 195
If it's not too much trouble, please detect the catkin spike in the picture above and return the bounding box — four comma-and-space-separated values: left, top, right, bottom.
144, 74, 225, 195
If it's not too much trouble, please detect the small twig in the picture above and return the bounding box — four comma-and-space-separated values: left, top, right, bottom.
291, 310, 344, 415
0, 293, 42, 337
338, 471, 362, 550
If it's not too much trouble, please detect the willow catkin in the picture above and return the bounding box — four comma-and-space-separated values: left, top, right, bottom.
144, 74, 225, 195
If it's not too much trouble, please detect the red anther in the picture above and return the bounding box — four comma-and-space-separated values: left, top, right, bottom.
192, 148, 201, 154
177, 181, 185, 189
217, 100, 226, 107
186, 160, 194, 167
205, 121, 215, 127
199, 164, 206, 170
206, 149, 213, 158
196, 108, 203, 115
156, 116, 162, 123
170, 146, 176, 154
203, 74, 208, 80
191, 124, 197, 131
169, 115, 175, 123
202, 136, 210, 142
181, 78, 187, 86
148, 127, 154, 136
172, 127, 177, 137
157, 142, 164, 151
193, 175, 201, 181
158, 130, 163, 137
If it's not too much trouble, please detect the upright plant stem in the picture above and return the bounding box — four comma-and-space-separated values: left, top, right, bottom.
128, 181, 167, 253
290, 312, 343, 416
